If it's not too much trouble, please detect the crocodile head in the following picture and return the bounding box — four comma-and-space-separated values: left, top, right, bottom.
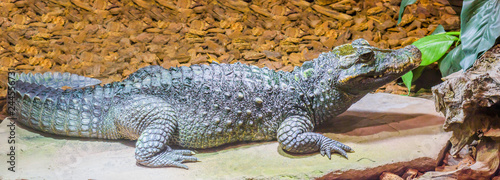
332, 39, 421, 93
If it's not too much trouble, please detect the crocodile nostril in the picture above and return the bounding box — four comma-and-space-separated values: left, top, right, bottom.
401, 45, 422, 64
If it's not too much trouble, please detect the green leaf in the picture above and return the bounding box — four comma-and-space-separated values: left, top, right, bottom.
412, 34, 459, 66
401, 71, 413, 95
431, 25, 446, 35
411, 66, 426, 82
439, 44, 465, 77
397, 0, 417, 25
430, 25, 460, 36
459, 0, 500, 70
445, 32, 461, 36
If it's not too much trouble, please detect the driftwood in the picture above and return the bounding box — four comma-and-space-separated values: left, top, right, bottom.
430, 44, 500, 179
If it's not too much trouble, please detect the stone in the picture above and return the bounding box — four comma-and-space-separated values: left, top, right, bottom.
442, 14, 460, 29
311, 5, 353, 21
249, 5, 273, 17
190, 55, 208, 64
385, 31, 407, 40
270, 5, 285, 16
330, 3, 351, 12
177, 0, 191, 9
189, 20, 206, 30
380, 172, 403, 180
405, 20, 422, 32
151, 35, 170, 44
401, 168, 419, 179
134, 33, 154, 43
242, 51, 265, 60
435, 0, 451, 5
352, 31, 373, 42
315, 0, 340, 6
407, 29, 428, 38
399, 14, 415, 26
444, 6, 457, 15
167, 22, 184, 33
351, 22, 368, 31
251, 27, 264, 36
0, 93, 449, 179
261, 30, 277, 40
314, 21, 329, 36
388, 39, 400, 47
377, 40, 389, 49
401, 37, 418, 47
278, 41, 299, 53
376, 20, 396, 31
303, 50, 320, 61
430, 45, 500, 179
322, 36, 337, 49
367, 6, 385, 15
383, 0, 402, 6
284, 27, 300, 38
262, 50, 282, 60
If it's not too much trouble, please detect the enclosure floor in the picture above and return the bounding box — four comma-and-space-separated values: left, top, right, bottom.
0, 93, 450, 179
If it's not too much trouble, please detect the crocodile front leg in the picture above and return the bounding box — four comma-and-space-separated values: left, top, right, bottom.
277, 115, 353, 159
109, 95, 198, 168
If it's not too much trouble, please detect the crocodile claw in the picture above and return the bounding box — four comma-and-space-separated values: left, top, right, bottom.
137, 148, 199, 169
319, 139, 352, 159
173, 149, 197, 156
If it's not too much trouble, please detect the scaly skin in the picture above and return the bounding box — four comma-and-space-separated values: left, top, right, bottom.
7, 39, 421, 169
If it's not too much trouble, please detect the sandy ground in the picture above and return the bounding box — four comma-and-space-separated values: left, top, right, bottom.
0, 93, 450, 179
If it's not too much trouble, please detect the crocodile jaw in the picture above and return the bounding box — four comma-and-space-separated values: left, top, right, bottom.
337, 45, 422, 92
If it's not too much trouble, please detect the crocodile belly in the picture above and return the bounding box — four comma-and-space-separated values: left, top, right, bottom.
176, 115, 277, 149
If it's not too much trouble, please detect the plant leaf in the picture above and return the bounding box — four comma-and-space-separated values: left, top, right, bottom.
397, 0, 417, 25
412, 34, 459, 66
439, 44, 465, 77
411, 66, 426, 82
431, 25, 446, 35
401, 71, 413, 95
459, 0, 500, 70
445, 32, 461, 36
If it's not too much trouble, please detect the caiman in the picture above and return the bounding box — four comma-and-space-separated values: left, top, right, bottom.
7, 39, 421, 168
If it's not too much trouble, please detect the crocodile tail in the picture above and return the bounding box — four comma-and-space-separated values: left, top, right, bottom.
8, 72, 121, 139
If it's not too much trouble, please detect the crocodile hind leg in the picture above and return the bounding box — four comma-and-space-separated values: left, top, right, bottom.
135, 120, 198, 168
108, 95, 198, 168
277, 115, 353, 159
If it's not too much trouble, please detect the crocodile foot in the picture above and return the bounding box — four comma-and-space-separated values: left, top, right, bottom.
136, 146, 198, 169
319, 138, 354, 159
278, 116, 354, 160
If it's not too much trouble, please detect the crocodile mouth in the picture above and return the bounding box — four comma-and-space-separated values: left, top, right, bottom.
338, 45, 422, 87
362, 60, 419, 82
345, 54, 421, 85
363, 46, 421, 83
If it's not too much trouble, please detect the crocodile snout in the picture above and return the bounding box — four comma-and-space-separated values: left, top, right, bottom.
402, 45, 422, 65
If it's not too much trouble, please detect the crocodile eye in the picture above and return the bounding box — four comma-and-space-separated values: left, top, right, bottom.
359, 51, 375, 63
